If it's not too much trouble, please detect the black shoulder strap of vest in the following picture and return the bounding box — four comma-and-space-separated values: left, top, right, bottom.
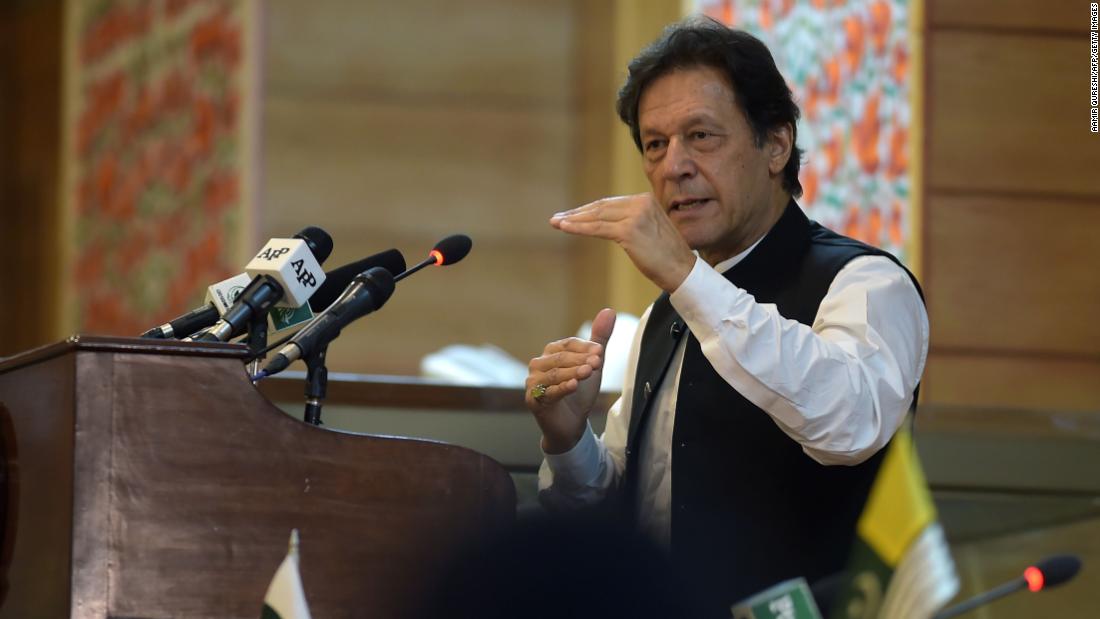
626, 293, 683, 450
619, 293, 686, 509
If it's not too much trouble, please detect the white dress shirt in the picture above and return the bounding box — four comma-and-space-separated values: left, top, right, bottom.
538, 241, 929, 549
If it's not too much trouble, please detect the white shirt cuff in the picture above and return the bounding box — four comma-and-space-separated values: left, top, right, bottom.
669, 256, 746, 329
542, 422, 603, 487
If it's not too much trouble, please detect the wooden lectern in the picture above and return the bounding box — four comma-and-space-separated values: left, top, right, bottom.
0, 337, 516, 618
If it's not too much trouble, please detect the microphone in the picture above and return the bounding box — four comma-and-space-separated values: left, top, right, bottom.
141, 272, 266, 339
141, 248, 406, 340
393, 233, 472, 282
256, 235, 469, 379
141, 304, 219, 340
259, 267, 396, 377
192, 227, 333, 342
932, 554, 1081, 618
311, 248, 405, 310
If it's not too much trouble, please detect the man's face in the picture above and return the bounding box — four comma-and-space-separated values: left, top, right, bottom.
638, 64, 789, 265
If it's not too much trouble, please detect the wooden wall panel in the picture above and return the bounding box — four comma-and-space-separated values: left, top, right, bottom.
265, 0, 573, 106
604, 0, 679, 315
0, 2, 63, 357
262, 98, 571, 246
927, 32, 1100, 196
923, 352, 1100, 412
929, 0, 1090, 33
567, 0, 615, 329
926, 194, 1100, 355
319, 236, 575, 375
923, 10, 1100, 413
261, 79, 579, 376
262, 0, 581, 375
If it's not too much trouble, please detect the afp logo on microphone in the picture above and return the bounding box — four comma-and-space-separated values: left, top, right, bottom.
245, 238, 327, 307
290, 258, 318, 287
255, 246, 292, 261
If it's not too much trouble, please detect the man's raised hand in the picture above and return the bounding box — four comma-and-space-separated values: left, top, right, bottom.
525, 308, 616, 454
550, 194, 695, 293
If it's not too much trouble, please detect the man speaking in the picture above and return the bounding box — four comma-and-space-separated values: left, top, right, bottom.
524, 16, 927, 614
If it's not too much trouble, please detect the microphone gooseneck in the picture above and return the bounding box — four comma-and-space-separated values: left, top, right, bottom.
932, 554, 1082, 619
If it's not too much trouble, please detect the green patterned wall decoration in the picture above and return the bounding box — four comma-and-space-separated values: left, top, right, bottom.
692, 0, 920, 265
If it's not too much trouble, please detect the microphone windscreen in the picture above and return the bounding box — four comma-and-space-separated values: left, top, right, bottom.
309, 248, 406, 311
433, 234, 472, 265
294, 226, 334, 263
359, 266, 396, 307
1034, 554, 1082, 588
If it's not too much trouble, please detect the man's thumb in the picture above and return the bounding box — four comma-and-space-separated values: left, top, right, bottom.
590, 308, 616, 348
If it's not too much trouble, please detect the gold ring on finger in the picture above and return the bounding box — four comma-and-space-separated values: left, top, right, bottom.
531, 383, 548, 402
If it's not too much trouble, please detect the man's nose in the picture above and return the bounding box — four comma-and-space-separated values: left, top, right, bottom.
661, 137, 697, 180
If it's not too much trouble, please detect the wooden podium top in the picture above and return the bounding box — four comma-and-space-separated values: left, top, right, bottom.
0, 334, 249, 370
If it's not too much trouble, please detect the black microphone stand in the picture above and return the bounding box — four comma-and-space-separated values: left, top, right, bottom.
303, 344, 329, 426
244, 308, 273, 377
246, 310, 269, 357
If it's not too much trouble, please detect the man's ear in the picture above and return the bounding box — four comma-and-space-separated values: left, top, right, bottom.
766, 123, 793, 175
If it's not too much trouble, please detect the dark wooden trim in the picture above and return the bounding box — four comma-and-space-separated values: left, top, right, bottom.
0, 336, 248, 375
259, 372, 526, 412
929, 23, 1091, 38
0, 2, 63, 358
258, 371, 620, 414
258, 372, 1100, 444
917, 403, 1100, 438
927, 187, 1100, 205
928, 345, 1100, 364
931, 484, 1100, 500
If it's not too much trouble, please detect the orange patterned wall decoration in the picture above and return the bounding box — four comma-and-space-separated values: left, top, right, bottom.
692, 0, 919, 266
61, 0, 257, 335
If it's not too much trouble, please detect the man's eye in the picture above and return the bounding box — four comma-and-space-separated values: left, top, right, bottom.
691, 131, 710, 139
644, 140, 666, 151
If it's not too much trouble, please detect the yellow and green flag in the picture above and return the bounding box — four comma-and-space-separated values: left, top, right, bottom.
832, 427, 959, 619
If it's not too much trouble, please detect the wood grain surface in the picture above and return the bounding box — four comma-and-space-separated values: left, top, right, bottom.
0, 338, 515, 618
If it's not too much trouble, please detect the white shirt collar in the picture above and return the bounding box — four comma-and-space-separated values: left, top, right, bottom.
708, 232, 767, 273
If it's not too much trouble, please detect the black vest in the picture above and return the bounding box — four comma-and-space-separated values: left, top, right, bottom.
622, 200, 923, 612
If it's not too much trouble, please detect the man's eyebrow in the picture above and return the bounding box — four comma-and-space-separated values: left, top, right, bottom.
640, 113, 721, 137
680, 112, 720, 126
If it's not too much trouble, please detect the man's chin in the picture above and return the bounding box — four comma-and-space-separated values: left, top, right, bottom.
676, 225, 714, 251
683, 232, 742, 266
